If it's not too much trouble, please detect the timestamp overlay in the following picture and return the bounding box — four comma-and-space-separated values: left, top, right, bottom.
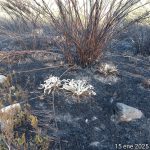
115, 144, 150, 150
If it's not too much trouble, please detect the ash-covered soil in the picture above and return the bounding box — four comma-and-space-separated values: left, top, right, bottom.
0, 49, 150, 150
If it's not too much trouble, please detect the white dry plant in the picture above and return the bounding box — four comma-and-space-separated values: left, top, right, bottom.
40, 75, 96, 100
40, 75, 62, 94
98, 63, 118, 76
62, 79, 96, 97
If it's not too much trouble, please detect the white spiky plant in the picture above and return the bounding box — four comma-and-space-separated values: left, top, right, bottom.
98, 63, 118, 76
62, 79, 96, 97
40, 75, 61, 94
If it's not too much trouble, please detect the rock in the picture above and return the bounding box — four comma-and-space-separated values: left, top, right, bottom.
89, 141, 100, 147
94, 127, 101, 132
85, 119, 89, 124
0, 103, 21, 114
92, 116, 98, 121
111, 103, 144, 122
0, 75, 7, 84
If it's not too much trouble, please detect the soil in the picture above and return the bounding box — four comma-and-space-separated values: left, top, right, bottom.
0, 48, 150, 150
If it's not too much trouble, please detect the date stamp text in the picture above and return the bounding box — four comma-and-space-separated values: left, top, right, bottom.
115, 144, 150, 150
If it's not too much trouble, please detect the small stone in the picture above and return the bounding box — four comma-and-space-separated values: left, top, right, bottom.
85, 119, 89, 124
92, 116, 98, 121
89, 141, 100, 147
0, 103, 21, 114
0, 75, 7, 84
94, 127, 101, 132
112, 103, 144, 122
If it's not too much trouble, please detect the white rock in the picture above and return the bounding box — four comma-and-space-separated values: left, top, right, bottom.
89, 141, 100, 147
94, 127, 101, 132
92, 116, 98, 121
112, 103, 143, 122
0, 103, 21, 114
0, 75, 7, 84
85, 119, 89, 124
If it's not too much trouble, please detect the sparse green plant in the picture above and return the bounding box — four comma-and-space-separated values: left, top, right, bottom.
0, 106, 52, 149
0, 74, 53, 149
29, 114, 38, 128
